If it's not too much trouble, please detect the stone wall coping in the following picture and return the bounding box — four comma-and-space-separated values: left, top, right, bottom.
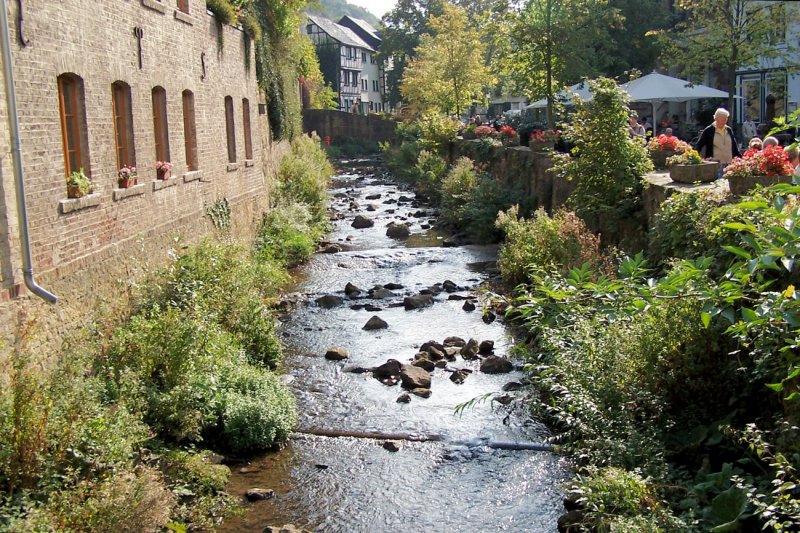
226, 162, 240, 172
112, 183, 147, 201
244, 159, 254, 167
153, 176, 178, 191
182, 170, 203, 183
141, 0, 166, 14
59, 192, 102, 214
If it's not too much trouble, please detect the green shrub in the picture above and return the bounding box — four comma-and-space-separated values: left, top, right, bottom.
496, 206, 609, 286
415, 113, 460, 156
440, 157, 479, 225
459, 174, 517, 243
219, 364, 297, 454
206, 0, 236, 25
276, 133, 333, 224
329, 135, 380, 157
382, 140, 422, 182
551, 78, 652, 229
255, 203, 320, 269
410, 150, 448, 203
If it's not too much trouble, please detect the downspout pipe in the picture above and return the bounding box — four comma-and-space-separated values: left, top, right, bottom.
0, 0, 57, 303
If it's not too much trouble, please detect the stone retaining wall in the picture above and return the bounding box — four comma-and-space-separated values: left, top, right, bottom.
303, 109, 398, 144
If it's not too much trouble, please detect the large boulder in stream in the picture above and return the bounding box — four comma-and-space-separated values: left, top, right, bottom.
315, 295, 344, 308
480, 356, 514, 374
404, 294, 433, 310
363, 315, 388, 330
345, 282, 363, 297
400, 364, 431, 389
352, 215, 374, 229
324, 347, 348, 361
373, 359, 402, 386
386, 222, 411, 239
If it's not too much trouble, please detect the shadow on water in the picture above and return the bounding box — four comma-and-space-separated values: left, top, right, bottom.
219, 161, 569, 533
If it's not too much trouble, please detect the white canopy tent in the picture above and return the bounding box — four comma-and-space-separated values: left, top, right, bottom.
622, 71, 733, 132
526, 81, 593, 109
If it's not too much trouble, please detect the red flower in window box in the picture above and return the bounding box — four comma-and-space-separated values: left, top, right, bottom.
155, 161, 173, 180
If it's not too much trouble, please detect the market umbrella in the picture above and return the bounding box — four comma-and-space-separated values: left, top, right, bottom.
526, 81, 593, 109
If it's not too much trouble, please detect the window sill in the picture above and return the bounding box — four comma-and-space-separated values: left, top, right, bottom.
60, 192, 101, 214
174, 9, 193, 25
244, 159, 254, 167
113, 183, 146, 201
226, 162, 240, 172
142, 0, 166, 14
153, 176, 178, 191
183, 170, 203, 183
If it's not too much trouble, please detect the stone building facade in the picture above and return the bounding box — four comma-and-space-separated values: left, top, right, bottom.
0, 0, 286, 350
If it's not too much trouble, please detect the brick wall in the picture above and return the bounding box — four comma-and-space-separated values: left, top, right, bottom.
302, 108, 397, 143
0, 0, 287, 353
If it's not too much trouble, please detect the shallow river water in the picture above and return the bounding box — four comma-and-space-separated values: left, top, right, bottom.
219, 161, 570, 532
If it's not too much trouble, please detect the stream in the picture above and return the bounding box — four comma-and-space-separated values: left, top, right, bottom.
219, 159, 570, 532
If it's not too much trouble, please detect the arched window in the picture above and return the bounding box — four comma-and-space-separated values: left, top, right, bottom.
224, 96, 236, 163
182, 90, 198, 171
152, 86, 170, 164
242, 98, 253, 160
57, 73, 90, 176
112, 81, 136, 169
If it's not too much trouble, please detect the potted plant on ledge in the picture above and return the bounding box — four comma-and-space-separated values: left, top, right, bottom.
156, 161, 173, 180
723, 144, 794, 195
499, 125, 520, 147
118, 165, 137, 188
647, 134, 692, 169
66, 168, 93, 199
666, 149, 718, 183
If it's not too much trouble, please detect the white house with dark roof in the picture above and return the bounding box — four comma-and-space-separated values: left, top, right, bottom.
305, 14, 388, 114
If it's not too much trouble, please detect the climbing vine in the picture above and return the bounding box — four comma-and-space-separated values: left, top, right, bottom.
206, 197, 231, 230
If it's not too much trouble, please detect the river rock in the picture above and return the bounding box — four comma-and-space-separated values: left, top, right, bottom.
443, 347, 459, 360
495, 395, 513, 405
396, 392, 411, 403
398, 195, 415, 202
412, 357, 435, 372
384, 282, 404, 290
442, 280, 458, 292
382, 440, 400, 452
400, 365, 431, 389
363, 315, 388, 330
264, 525, 313, 533
315, 295, 344, 308
482, 310, 497, 324
373, 359, 402, 383
478, 340, 495, 355
411, 388, 432, 398
365, 193, 382, 200
462, 300, 476, 312
435, 360, 447, 368
320, 243, 341, 254
364, 304, 382, 312
480, 356, 514, 374
352, 215, 374, 229
386, 222, 411, 239
503, 381, 523, 392
344, 282, 363, 297
334, 192, 348, 198
345, 366, 370, 374
404, 294, 433, 310
443, 336, 466, 348
245, 488, 274, 501
447, 294, 470, 300
366, 204, 378, 211
370, 287, 395, 299
324, 347, 348, 361
449, 369, 470, 385
461, 338, 479, 360
558, 510, 584, 533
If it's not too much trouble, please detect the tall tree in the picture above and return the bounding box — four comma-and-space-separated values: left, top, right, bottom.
380, 0, 445, 107
661, 0, 798, 116
400, 4, 489, 116
498, 0, 619, 127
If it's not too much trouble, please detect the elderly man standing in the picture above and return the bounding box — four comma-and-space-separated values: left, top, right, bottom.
695, 108, 741, 172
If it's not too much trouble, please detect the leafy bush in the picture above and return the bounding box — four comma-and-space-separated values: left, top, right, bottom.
458, 174, 517, 243
496, 206, 610, 286
440, 157, 479, 225
219, 364, 297, 454
550, 78, 652, 229
255, 203, 320, 269
410, 150, 448, 203
275, 133, 333, 224
206, 0, 236, 25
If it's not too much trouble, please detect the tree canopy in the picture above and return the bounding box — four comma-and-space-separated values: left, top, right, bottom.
400, 3, 489, 117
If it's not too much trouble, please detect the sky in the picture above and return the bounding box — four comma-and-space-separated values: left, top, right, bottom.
347, 0, 397, 19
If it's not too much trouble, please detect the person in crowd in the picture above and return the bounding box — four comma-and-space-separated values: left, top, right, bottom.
742, 115, 758, 143
694, 108, 741, 169
748, 137, 763, 152
786, 146, 800, 172
350, 99, 360, 114
628, 113, 645, 144
473, 114, 482, 126
642, 116, 654, 141
664, 127, 674, 137
659, 114, 672, 133
763, 136, 780, 148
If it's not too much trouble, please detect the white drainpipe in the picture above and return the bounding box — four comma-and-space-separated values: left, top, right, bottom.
0, 0, 57, 303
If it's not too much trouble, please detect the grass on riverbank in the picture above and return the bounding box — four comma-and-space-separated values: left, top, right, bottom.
0, 134, 333, 531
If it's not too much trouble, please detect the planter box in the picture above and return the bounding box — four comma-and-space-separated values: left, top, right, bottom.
650, 149, 675, 170
669, 162, 719, 183
727, 174, 792, 196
